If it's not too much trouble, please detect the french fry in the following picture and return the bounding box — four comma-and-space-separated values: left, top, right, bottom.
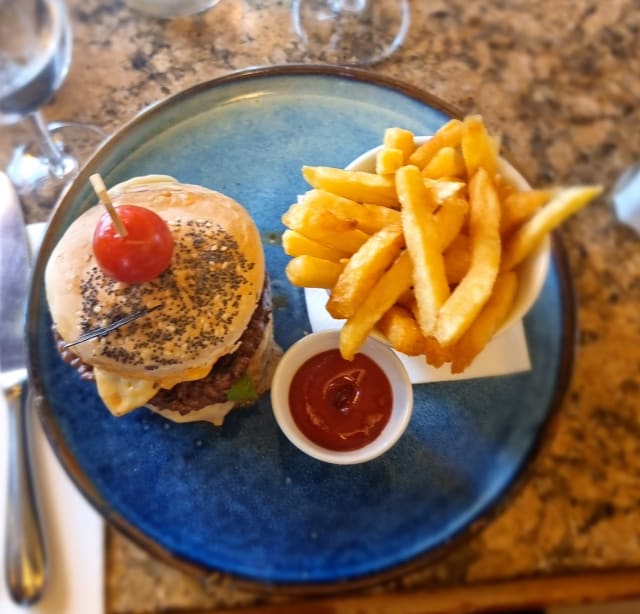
424, 177, 467, 204
461, 114, 499, 179
434, 168, 501, 347
404, 298, 420, 320
376, 305, 426, 356
383, 127, 415, 161
397, 299, 452, 366
302, 166, 399, 207
396, 288, 416, 309
359, 203, 403, 231
422, 146, 466, 180
451, 272, 518, 373
286, 255, 345, 288
443, 233, 471, 285
408, 119, 463, 169
282, 203, 369, 253
501, 185, 603, 271
434, 197, 470, 251
397, 165, 450, 336
301, 189, 401, 234
376, 147, 404, 175
282, 229, 350, 262
500, 189, 552, 235
495, 174, 517, 203
340, 251, 413, 360
423, 335, 453, 368
327, 225, 405, 319
282, 202, 355, 233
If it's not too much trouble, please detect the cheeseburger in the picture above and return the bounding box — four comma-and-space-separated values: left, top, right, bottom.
45, 175, 280, 425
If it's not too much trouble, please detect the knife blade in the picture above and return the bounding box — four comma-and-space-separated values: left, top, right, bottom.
0, 173, 31, 377
0, 171, 47, 605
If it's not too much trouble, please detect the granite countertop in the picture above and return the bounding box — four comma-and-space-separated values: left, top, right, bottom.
2, 0, 640, 612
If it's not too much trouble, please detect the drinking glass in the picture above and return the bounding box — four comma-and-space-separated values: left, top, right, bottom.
292, 0, 411, 66
0, 0, 106, 210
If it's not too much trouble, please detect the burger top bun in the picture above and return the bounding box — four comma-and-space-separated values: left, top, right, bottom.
45, 176, 265, 382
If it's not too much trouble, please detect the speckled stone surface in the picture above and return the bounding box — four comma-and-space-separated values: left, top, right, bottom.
2, 0, 640, 612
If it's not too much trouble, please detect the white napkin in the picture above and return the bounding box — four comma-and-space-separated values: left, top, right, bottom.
0, 223, 104, 614
305, 287, 531, 382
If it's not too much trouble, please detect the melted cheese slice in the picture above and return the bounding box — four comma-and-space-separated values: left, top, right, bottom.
94, 368, 158, 416
94, 364, 212, 416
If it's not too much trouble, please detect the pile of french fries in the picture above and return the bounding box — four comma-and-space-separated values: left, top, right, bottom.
282, 115, 602, 373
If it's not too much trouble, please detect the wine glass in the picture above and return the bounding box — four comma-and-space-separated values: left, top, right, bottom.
292, 0, 411, 66
0, 0, 106, 211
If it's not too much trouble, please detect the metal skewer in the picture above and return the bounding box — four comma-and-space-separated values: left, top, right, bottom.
63, 304, 163, 349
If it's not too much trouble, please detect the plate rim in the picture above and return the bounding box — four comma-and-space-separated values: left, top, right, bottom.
26, 64, 576, 595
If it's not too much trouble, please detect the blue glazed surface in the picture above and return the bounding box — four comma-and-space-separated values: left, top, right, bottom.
30, 68, 571, 585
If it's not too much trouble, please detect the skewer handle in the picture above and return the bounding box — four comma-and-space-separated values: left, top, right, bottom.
89, 174, 128, 237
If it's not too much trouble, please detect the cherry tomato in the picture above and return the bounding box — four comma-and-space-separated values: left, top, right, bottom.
92, 205, 174, 283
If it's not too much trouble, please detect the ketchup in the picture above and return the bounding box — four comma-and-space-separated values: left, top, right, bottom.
289, 349, 392, 452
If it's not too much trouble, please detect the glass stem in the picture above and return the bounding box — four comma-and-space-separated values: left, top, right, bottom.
25, 111, 70, 178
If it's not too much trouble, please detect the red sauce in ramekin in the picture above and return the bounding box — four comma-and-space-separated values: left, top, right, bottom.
288, 349, 393, 452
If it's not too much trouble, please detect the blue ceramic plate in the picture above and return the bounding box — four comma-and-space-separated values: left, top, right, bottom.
28, 66, 574, 590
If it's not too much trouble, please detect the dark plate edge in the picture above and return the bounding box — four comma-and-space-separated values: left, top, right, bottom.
25, 64, 576, 596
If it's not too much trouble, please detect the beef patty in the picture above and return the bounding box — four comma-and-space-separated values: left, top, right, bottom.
151, 284, 271, 414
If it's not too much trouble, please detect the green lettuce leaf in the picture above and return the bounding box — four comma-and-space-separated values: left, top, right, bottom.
226, 374, 259, 403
